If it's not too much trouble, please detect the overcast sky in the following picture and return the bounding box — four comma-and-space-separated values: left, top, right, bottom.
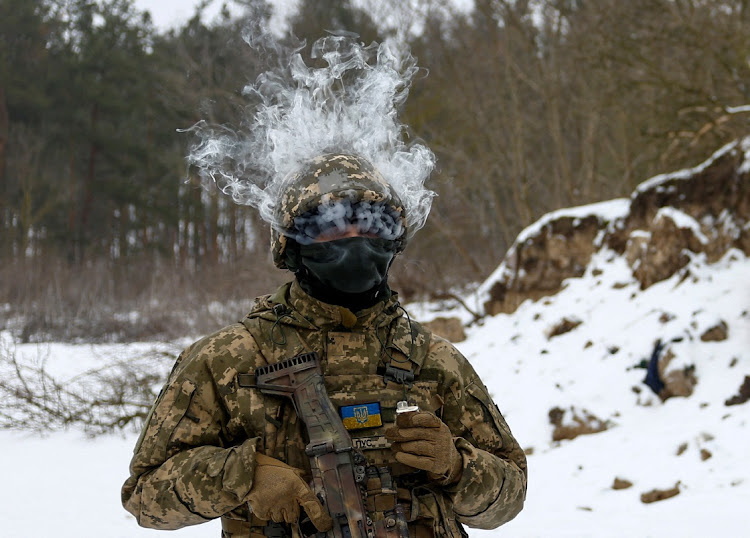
131, 0, 296, 32
131, 0, 476, 37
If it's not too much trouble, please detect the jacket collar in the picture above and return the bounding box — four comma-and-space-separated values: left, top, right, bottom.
284, 280, 401, 331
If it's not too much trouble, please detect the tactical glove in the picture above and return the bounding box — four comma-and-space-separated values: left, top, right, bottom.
385, 411, 463, 485
247, 453, 332, 532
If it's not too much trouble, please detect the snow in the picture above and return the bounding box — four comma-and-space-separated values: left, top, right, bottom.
456, 248, 750, 537
1, 430, 222, 537
511, 199, 631, 248
655, 207, 709, 244
635, 137, 748, 195
740, 137, 750, 175
1, 248, 749, 536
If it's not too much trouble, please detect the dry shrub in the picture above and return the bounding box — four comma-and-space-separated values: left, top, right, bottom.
0, 253, 287, 343
0, 338, 175, 435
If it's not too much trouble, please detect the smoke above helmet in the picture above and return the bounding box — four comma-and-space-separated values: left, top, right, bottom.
184, 30, 436, 239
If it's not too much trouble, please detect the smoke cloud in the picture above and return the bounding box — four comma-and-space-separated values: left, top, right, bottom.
289, 199, 404, 245
184, 29, 436, 238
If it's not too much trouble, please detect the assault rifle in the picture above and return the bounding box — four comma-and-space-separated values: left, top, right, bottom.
255, 352, 409, 538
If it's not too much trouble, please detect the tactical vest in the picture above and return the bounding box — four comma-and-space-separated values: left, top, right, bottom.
222, 285, 466, 538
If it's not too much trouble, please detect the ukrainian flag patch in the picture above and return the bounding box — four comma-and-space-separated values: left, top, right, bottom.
340, 402, 383, 430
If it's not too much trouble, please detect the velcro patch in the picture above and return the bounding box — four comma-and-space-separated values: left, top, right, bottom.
352, 435, 391, 451
340, 402, 383, 430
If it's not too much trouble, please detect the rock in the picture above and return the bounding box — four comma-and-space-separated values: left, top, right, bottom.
700, 448, 713, 461
644, 343, 698, 401
480, 137, 750, 316
548, 406, 609, 442
619, 141, 750, 279
625, 141, 749, 256
547, 317, 583, 339
659, 312, 675, 323
548, 407, 565, 426
640, 483, 681, 504
629, 212, 697, 289
422, 316, 466, 342
612, 477, 633, 490
725, 375, 750, 406
658, 348, 698, 400
484, 215, 604, 315
643, 342, 698, 400
700, 320, 729, 342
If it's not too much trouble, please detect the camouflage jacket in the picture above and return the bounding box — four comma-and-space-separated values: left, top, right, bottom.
122, 281, 527, 537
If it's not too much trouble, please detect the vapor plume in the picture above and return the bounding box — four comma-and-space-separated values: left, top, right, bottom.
184, 29, 436, 239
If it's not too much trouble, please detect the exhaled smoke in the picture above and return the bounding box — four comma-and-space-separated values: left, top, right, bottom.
184, 30, 436, 238
290, 199, 404, 245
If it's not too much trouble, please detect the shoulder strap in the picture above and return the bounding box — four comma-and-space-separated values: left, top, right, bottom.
380, 312, 431, 386
241, 289, 311, 367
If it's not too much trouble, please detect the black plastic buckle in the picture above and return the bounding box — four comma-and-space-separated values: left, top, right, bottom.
381, 364, 415, 387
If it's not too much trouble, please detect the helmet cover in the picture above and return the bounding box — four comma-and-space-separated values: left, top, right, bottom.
271, 153, 407, 268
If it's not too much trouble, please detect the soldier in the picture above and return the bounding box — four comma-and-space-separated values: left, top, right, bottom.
122, 153, 527, 537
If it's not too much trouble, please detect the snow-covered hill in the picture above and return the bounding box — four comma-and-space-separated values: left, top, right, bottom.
455, 248, 749, 537
1, 140, 749, 537
412, 138, 750, 536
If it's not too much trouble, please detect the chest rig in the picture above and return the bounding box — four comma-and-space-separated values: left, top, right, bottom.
240, 284, 432, 405
238, 284, 441, 536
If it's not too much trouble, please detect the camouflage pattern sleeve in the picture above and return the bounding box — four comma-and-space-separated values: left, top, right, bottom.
429, 338, 528, 529
122, 325, 262, 529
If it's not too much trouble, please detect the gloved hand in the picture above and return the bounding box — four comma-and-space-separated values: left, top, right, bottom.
247, 453, 332, 532
385, 411, 463, 485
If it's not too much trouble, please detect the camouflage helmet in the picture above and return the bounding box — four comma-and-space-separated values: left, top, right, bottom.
271, 153, 407, 269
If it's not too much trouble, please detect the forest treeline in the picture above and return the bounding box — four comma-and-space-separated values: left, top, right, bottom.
1, 0, 749, 340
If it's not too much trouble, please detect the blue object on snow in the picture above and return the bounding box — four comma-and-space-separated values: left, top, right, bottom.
643, 339, 665, 395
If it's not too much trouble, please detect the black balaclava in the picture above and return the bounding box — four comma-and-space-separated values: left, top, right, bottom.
285, 237, 396, 312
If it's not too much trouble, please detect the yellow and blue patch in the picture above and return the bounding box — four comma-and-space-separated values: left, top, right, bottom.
340, 402, 383, 430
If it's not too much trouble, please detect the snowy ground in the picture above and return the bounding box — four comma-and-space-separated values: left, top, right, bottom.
412, 248, 748, 537
1, 249, 748, 537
